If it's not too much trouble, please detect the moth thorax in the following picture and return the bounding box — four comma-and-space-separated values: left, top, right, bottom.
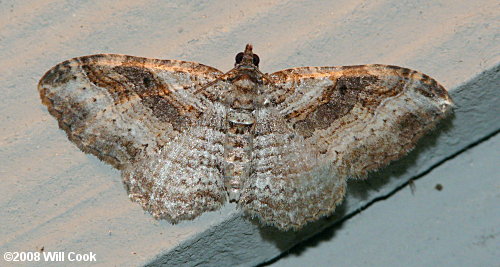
233, 74, 259, 90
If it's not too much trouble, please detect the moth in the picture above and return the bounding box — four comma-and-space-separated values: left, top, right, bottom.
38, 44, 453, 230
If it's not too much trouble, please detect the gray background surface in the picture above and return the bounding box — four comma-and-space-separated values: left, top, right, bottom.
1, 0, 498, 266
269, 132, 500, 267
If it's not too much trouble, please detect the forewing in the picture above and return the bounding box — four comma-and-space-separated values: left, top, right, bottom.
38, 54, 223, 168
270, 64, 453, 178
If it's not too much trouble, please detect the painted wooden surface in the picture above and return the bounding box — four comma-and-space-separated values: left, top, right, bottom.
1, 0, 498, 266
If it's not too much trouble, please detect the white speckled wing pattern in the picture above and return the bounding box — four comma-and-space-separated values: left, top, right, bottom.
123, 103, 228, 222
38, 45, 453, 230
239, 65, 452, 229
38, 54, 229, 221
240, 106, 346, 230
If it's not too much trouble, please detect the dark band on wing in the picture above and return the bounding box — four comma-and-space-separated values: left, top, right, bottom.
291, 74, 399, 138
79, 59, 195, 131
285, 64, 450, 138
291, 76, 373, 137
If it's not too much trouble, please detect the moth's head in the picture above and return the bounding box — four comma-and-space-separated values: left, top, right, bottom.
235, 44, 260, 68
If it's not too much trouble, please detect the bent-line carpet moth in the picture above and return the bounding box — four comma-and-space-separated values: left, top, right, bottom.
38, 44, 453, 230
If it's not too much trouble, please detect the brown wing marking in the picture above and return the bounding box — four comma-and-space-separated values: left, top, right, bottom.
270, 64, 453, 177
38, 54, 223, 168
